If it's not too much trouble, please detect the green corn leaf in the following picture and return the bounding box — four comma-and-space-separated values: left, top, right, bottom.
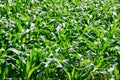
28, 65, 40, 78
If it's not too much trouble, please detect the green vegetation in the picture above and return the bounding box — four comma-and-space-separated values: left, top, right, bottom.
0, 0, 120, 80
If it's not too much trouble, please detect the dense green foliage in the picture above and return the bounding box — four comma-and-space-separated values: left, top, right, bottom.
0, 0, 120, 80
